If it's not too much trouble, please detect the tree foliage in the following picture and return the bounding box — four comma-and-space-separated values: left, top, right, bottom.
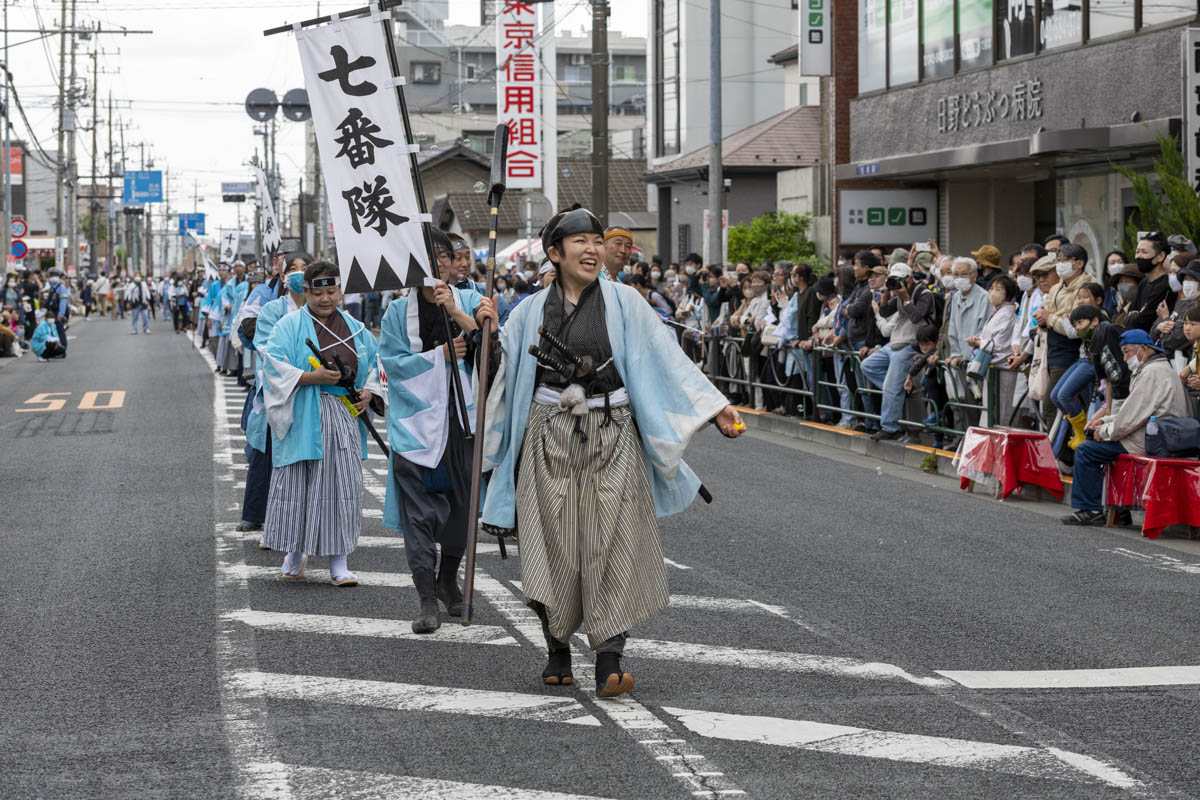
1114, 135, 1200, 255
727, 211, 822, 270
80, 213, 109, 243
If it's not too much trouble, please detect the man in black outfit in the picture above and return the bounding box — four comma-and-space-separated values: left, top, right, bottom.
1125, 232, 1175, 332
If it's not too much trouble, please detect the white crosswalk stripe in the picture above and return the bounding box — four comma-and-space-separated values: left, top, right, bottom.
663, 708, 1141, 789
231, 670, 602, 726
225, 609, 519, 646
279, 763, 616, 800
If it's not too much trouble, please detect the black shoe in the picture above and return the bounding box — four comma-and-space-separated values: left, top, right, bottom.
542, 647, 574, 686
595, 651, 635, 698
1062, 509, 1105, 526
410, 570, 441, 633
235, 521, 262, 532
1114, 510, 1134, 527
436, 552, 465, 617
870, 428, 903, 442
852, 423, 869, 433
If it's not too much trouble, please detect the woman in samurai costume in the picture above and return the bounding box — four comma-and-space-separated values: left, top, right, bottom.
380, 228, 498, 633
260, 260, 382, 586
481, 208, 744, 698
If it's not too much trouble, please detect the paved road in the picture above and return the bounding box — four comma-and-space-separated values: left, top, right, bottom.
3, 312, 1200, 799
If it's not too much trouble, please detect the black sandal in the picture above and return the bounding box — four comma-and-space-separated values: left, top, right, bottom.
542, 648, 574, 686
595, 651, 634, 698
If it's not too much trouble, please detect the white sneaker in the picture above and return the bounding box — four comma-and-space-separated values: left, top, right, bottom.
130, 331, 138, 335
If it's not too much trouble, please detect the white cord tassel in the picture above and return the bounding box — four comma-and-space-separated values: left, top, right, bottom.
558, 383, 589, 416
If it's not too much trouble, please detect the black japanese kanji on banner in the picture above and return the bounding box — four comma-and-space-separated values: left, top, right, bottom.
296, 13, 430, 290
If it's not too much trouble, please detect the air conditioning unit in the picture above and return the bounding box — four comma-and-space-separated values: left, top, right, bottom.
569, 53, 587, 66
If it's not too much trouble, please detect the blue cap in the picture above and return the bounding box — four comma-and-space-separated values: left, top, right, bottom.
1120, 328, 1165, 353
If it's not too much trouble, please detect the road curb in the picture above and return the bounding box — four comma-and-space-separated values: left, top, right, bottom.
737, 409, 1074, 507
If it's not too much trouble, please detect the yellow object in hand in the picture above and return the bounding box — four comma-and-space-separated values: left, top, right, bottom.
733, 422, 746, 433
308, 356, 360, 417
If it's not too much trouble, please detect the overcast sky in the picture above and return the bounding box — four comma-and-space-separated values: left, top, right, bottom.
4, 0, 646, 239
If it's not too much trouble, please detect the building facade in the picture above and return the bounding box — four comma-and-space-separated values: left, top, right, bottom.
647, 0, 797, 166
835, 0, 1198, 265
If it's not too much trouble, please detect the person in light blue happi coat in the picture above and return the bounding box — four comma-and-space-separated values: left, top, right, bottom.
480, 207, 744, 698
260, 260, 382, 587
380, 228, 496, 634
234, 255, 312, 535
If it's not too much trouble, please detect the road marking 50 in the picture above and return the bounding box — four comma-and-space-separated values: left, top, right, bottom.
16, 391, 126, 412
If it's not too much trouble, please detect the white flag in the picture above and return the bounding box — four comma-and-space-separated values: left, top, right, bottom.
252, 164, 283, 259
187, 231, 220, 281
218, 229, 240, 266
295, 11, 431, 291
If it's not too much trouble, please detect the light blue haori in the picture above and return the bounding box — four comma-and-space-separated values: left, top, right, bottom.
245, 293, 299, 454
262, 305, 381, 469
481, 278, 729, 529
379, 284, 482, 534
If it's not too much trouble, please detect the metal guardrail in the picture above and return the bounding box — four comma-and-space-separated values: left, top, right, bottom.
674, 322, 1033, 441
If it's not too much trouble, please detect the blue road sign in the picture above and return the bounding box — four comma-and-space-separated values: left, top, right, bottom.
12, 240, 27, 258
221, 182, 253, 194
179, 212, 206, 236
122, 170, 164, 204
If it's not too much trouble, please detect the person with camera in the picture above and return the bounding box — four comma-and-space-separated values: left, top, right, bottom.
860, 263, 936, 441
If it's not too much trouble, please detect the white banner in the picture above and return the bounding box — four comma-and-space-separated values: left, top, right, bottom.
296, 12, 431, 291
497, 1, 542, 189
1186, 29, 1200, 192
800, 0, 832, 76
252, 164, 283, 259
702, 209, 729, 266
218, 228, 240, 265
838, 188, 937, 245
187, 231, 220, 281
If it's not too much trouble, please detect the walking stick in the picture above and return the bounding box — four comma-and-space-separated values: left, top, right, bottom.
462, 123, 510, 626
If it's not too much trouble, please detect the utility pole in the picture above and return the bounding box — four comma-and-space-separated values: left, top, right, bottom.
54, 0, 67, 272
88, 45, 98, 274
707, 0, 724, 269
106, 92, 113, 272
3, 0, 12, 274
66, 0, 78, 275
590, 0, 609, 224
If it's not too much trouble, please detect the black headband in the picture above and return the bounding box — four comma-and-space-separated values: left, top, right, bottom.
306, 276, 340, 289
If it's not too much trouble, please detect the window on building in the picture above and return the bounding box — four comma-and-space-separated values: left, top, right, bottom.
858, 0, 888, 92
1142, 0, 1195, 27
654, 0, 681, 157
1088, 0, 1134, 37
411, 61, 441, 84
997, 0, 1037, 58
923, 0, 956, 78
1040, 0, 1082, 49
889, 0, 920, 85
958, 0, 994, 68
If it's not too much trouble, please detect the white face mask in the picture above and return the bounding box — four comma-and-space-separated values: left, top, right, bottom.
684, 265, 696, 275
1125, 356, 1141, 371
1016, 275, 1034, 292
940, 273, 956, 289
954, 277, 972, 293
1169, 273, 1183, 293
1183, 280, 1200, 299
524, 270, 535, 280
650, 270, 661, 279
1055, 262, 1075, 279
1107, 262, 1124, 277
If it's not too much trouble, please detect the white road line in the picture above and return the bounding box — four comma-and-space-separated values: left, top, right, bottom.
232, 670, 601, 726
512, 583, 788, 617
1102, 547, 1200, 575
201, 339, 296, 800
238, 531, 499, 553
621, 639, 949, 687
280, 763, 616, 800
470, 574, 746, 800
662, 708, 1141, 789
224, 563, 415, 588
225, 609, 518, 646
937, 665, 1200, 690
663, 557, 692, 570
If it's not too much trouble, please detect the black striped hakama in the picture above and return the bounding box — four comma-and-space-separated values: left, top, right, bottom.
517, 402, 669, 650
261, 392, 364, 557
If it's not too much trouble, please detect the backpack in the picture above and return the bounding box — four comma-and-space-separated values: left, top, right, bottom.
1145, 417, 1200, 458
929, 290, 946, 330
